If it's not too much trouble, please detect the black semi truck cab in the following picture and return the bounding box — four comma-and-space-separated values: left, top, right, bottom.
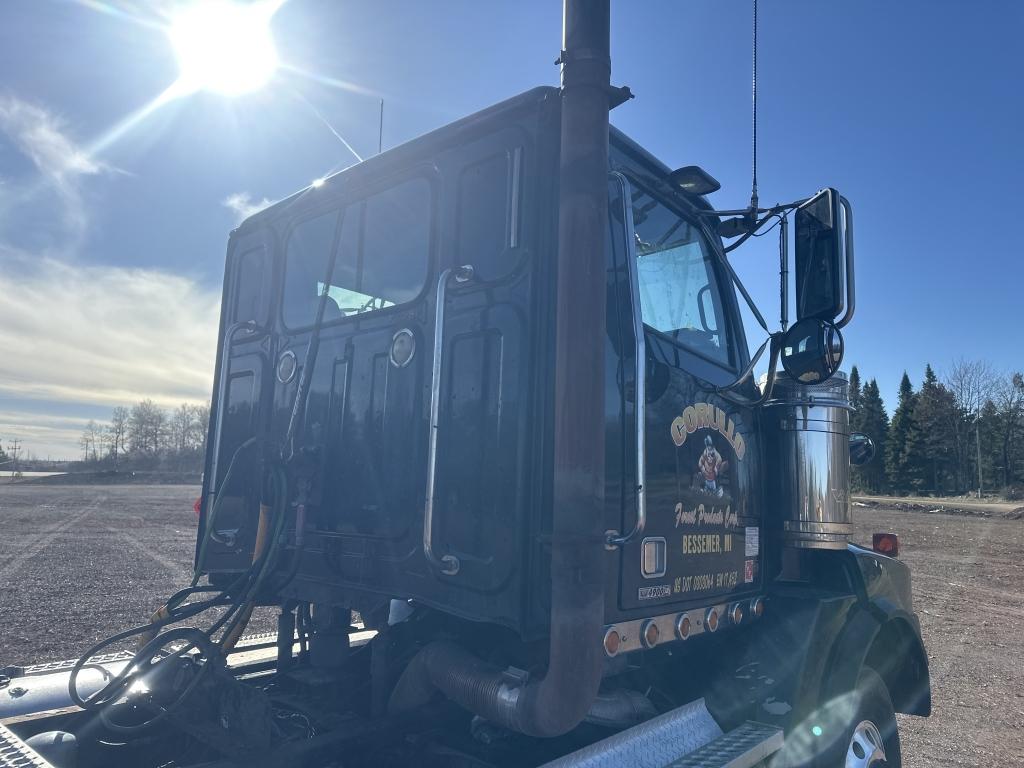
202, 87, 769, 642
0, 87, 930, 768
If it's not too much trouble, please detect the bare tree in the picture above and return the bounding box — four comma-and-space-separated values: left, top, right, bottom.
194, 403, 211, 455
129, 400, 167, 456
991, 372, 1024, 488
109, 406, 130, 465
945, 359, 996, 495
169, 404, 193, 456
79, 420, 101, 462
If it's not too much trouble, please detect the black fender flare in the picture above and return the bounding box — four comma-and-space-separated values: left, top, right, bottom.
822, 597, 931, 718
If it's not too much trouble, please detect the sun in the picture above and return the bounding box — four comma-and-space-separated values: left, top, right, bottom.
168, 1, 283, 96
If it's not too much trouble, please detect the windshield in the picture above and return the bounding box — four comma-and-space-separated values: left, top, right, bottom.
630, 185, 733, 367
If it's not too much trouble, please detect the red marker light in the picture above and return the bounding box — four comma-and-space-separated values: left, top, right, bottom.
872, 532, 899, 558
193, 496, 202, 516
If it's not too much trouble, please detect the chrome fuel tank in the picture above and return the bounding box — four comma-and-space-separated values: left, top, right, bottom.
763, 372, 851, 550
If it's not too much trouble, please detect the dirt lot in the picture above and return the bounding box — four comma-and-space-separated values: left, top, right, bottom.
1, 484, 1022, 766
0, 483, 276, 664
851, 503, 1024, 767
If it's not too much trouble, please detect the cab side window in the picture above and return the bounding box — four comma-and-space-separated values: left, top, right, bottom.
230, 246, 267, 325
282, 177, 432, 328
630, 187, 733, 368
456, 149, 518, 279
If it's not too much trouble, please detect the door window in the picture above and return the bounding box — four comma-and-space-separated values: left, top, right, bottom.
630, 187, 732, 367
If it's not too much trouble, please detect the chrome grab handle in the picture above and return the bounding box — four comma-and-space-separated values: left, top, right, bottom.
423, 264, 474, 575
607, 172, 646, 549
834, 195, 855, 329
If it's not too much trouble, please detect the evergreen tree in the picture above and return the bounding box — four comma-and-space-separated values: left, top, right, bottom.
854, 379, 890, 493
848, 366, 864, 433
979, 400, 1001, 492
914, 364, 958, 493
886, 372, 924, 492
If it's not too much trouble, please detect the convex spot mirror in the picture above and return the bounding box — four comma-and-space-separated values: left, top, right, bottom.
849, 432, 876, 466
779, 317, 844, 384
795, 188, 845, 322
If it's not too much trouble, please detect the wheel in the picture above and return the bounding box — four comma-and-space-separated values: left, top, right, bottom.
776, 666, 901, 768
841, 668, 901, 768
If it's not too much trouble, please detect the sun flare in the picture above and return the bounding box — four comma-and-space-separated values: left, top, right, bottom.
168, 0, 282, 96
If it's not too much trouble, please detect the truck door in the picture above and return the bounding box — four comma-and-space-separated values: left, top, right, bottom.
273, 176, 434, 553
198, 230, 273, 574
274, 128, 536, 625
609, 173, 762, 616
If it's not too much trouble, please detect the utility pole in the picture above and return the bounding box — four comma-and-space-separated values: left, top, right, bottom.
8, 438, 22, 478
976, 410, 983, 498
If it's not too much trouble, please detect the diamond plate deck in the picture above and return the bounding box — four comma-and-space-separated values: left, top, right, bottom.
664, 721, 783, 768
0, 723, 53, 768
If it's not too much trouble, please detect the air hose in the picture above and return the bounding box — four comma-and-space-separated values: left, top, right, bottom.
74, 205, 340, 728
69, 463, 289, 731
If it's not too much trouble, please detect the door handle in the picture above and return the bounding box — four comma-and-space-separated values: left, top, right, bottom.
423, 264, 474, 575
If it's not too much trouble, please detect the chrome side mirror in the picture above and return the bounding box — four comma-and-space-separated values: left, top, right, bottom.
779, 317, 844, 384
849, 432, 876, 466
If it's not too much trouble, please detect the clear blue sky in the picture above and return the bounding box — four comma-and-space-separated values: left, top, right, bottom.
0, 0, 1021, 458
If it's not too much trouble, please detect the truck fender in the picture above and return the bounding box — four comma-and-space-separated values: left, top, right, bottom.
821, 599, 931, 719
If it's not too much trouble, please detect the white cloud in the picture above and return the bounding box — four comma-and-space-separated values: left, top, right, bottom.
223, 192, 274, 224
0, 94, 222, 460
0, 96, 101, 179
0, 249, 221, 458
0, 410, 95, 461
0, 94, 112, 239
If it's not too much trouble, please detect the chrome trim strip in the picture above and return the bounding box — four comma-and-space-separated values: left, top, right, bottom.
607, 171, 646, 548
509, 146, 522, 249
835, 195, 855, 329
423, 265, 474, 575
604, 597, 766, 656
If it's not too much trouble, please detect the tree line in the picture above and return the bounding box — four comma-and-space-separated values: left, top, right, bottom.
79, 400, 210, 473
850, 359, 1024, 498
67, 358, 1024, 493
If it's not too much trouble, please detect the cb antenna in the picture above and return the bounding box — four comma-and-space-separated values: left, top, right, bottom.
750, 0, 759, 215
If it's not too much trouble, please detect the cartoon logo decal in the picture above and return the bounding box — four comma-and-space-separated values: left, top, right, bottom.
670, 403, 746, 509
697, 435, 728, 498
670, 403, 745, 460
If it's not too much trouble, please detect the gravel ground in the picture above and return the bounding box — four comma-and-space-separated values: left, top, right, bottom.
1, 484, 1021, 765
0, 483, 276, 664
850, 505, 1024, 767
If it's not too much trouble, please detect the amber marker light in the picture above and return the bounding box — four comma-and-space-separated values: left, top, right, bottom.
729, 602, 744, 625
603, 628, 621, 657
676, 614, 691, 640
750, 596, 765, 619
705, 607, 719, 633
872, 532, 900, 558
642, 620, 660, 649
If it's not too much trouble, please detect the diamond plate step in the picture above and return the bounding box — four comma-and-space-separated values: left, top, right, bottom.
664, 721, 783, 768
0, 723, 53, 768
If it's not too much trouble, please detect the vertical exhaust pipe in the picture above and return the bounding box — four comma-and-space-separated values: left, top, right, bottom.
526, 0, 612, 735
389, 0, 611, 738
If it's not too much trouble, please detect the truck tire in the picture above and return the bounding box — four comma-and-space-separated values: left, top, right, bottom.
837, 667, 901, 768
